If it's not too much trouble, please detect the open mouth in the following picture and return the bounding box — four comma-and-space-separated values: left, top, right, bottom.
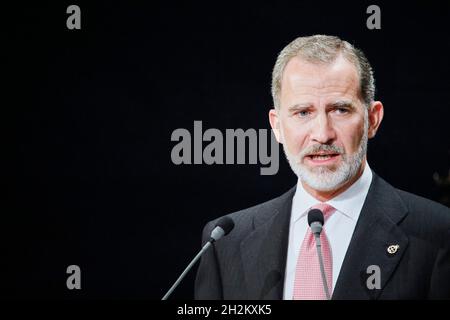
305, 153, 341, 163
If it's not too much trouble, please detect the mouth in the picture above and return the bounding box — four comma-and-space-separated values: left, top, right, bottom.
304, 152, 341, 165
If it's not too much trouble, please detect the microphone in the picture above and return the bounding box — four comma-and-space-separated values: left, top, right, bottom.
307, 208, 331, 300
161, 216, 235, 300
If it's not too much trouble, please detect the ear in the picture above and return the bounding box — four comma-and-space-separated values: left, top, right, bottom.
367, 101, 384, 139
269, 108, 283, 144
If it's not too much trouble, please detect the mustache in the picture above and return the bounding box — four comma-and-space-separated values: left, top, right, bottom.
300, 144, 344, 158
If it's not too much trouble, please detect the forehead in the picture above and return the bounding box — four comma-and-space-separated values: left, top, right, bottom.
280, 55, 361, 104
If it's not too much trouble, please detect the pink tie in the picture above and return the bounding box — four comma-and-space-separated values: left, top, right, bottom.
293, 203, 336, 300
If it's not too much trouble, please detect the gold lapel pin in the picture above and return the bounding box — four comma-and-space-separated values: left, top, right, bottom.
387, 244, 400, 255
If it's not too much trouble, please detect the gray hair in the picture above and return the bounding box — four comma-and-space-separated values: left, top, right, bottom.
271, 35, 375, 109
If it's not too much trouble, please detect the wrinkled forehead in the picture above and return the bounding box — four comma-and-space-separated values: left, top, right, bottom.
280, 55, 362, 106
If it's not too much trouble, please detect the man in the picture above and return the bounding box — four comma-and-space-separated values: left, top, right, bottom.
194, 35, 450, 299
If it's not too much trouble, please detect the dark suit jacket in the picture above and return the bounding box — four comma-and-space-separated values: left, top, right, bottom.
194, 173, 450, 299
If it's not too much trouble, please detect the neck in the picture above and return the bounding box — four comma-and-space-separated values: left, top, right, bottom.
301, 159, 367, 202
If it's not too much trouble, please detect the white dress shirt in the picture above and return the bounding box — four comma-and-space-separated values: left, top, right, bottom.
283, 162, 373, 299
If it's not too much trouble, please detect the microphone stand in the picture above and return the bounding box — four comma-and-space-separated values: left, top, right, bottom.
162, 241, 212, 300
313, 233, 331, 300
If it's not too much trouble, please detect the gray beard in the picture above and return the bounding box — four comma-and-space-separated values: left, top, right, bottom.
283, 117, 368, 192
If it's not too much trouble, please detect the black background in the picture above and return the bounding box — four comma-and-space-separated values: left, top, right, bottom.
4, 0, 450, 299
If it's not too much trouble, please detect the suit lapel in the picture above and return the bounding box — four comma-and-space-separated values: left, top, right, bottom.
332, 173, 409, 300
240, 187, 295, 299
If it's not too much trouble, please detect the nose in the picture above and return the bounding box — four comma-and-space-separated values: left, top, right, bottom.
310, 113, 336, 144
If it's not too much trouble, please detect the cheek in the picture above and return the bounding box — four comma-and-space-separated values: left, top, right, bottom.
281, 122, 308, 154
336, 121, 365, 153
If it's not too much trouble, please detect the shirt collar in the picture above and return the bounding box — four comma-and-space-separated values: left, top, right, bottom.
291, 161, 373, 223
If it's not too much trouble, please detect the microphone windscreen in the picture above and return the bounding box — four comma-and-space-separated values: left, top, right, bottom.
215, 216, 235, 235
308, 208, 324, 227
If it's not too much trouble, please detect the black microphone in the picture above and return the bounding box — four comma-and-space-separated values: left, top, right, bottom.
307, 208, 331, 300
162, 216, 235, 300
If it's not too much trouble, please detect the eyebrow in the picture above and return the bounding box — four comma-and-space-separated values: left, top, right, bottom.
288, 103, 314, 113
328, 100, 356, 109
288, 100, 356, 112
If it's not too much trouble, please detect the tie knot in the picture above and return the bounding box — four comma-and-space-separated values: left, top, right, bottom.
311, 203, 336, 221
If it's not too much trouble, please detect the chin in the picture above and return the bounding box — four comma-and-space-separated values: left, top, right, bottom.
302, 176, 347, 192
297, 164, 352, 192
307, 164, 339, 174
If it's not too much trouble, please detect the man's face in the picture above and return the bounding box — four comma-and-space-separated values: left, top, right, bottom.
270, 55, 381, 192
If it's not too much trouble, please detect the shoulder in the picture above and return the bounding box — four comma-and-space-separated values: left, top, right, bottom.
396, 188, 450, 217
373, 173, 450, 243
200, 186, 296, 244
395, 188, 450, 232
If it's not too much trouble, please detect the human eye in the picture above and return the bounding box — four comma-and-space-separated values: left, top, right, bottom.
297, 110, 311, 117
293, 107, 313, 118
335, 107, 349, 115
289, 104, 314, 119
331, 102, 353, 115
